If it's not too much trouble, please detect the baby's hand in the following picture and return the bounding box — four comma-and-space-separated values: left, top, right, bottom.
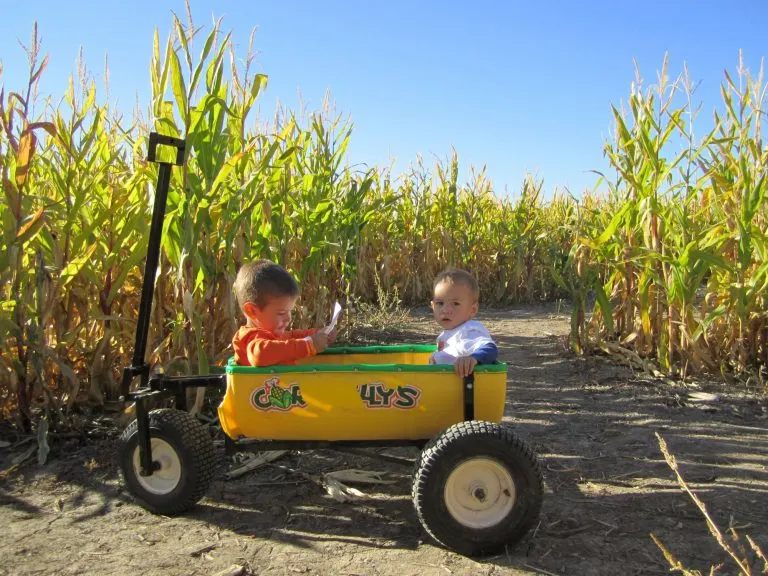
311, 331, 330, 354
454, 356, 478, 378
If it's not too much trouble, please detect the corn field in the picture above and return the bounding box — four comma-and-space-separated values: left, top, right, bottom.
1, 15, 766, 431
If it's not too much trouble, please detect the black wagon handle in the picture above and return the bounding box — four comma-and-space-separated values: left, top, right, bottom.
147, 132, 186, 165
121, 132, 187, 399
119, 132, 188, 477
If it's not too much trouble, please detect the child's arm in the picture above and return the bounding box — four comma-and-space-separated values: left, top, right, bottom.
456, 323, 497, 365
245, 335, 316, 366
291, 327, 339, 346
455, 325, 498, 377
288, 328, 318, 338
470, 342, 498, 364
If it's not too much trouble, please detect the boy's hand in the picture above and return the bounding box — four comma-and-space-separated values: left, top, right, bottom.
321, 319, 342, 342
455, 356, 478, 378
311, 331, 330, 354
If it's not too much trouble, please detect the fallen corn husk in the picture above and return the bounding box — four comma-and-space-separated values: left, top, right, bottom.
324, 469, 395, 485
322, 469, 395, 502
324, 475, 367, 502
225, 450, 289, 480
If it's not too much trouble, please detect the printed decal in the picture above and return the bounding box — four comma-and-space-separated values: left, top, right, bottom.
358, 381, 421, 409
251, 377, 306, 411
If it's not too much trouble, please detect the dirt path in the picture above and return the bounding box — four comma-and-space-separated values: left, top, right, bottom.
1, 305, 767, 576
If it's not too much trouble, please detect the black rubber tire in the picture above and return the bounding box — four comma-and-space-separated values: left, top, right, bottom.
119, 408, 215, 515
411, 420, 543, 557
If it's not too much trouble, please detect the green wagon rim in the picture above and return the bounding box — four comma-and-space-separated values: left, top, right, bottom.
224, 344, 507, 375
319, 344, 437, 355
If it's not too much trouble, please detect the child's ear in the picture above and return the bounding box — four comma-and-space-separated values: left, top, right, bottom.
471, 301, 479, 316
430, 300, 435, 310
243, 301, 259, 320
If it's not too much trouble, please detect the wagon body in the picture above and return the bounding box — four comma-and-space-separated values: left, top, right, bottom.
217, 344, 507, 441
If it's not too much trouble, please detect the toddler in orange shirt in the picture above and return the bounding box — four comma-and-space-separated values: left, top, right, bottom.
232, 260, 337, 366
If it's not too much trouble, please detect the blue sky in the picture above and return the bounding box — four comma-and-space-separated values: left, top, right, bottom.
2, 1, 766, 197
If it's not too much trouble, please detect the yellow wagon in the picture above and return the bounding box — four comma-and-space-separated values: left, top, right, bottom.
118, 134, 543, 558
218, 344, 506, 441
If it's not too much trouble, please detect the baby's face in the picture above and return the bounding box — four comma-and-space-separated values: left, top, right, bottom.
430, 280, 478, 330
248, 294, 298, 335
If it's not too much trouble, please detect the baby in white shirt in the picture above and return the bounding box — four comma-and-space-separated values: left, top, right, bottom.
429, 267, 498, 377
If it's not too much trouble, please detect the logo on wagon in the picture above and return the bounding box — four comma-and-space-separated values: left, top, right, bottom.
251, 377, 306, 411
358, 382, 421, 409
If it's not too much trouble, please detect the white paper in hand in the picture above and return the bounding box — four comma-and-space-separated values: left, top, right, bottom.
324, 301, 343, 334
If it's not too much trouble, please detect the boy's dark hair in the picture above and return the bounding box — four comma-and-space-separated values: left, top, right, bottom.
233, 260, 299, 310
433, 267, 479, 300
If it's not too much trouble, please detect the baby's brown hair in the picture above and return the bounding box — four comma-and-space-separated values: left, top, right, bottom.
433, 267, 479, 300
233, 260, 299, 312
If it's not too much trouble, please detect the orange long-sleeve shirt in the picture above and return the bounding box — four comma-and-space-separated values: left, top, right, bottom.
232, 325, 319, 366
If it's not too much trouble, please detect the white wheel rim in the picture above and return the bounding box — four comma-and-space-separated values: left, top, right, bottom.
444, 457, 516, 529
132, 438, 182, 495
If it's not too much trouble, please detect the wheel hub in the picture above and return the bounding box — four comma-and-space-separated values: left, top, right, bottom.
132, 438, 182, 495
444, 457, 516, 529
471, 482, 487, 502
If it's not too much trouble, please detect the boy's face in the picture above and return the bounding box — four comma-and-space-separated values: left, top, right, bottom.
430, 280, 478, 330
244, 294, 298, 335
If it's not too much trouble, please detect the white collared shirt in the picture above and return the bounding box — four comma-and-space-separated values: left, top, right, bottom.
430, 320, 495, 364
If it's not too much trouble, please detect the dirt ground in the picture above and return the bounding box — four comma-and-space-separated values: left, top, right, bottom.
1, 305, 767, 576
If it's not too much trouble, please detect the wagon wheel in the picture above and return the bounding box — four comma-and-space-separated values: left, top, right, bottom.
119, 408, 216, 515
411, 420, 543, 557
